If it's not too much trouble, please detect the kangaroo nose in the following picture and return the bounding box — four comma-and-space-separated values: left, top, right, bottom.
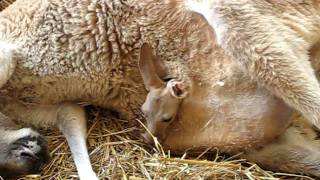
142, 132, 154, 144
142, 131, 167, 145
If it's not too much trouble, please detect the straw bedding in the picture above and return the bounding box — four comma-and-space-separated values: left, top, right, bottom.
0, 0, 314, 179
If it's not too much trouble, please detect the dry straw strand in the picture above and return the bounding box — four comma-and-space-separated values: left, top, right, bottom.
0, 1, 315, 179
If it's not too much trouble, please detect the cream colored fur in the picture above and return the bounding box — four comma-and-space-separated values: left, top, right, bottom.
0, 0, 320, 178
186, 0, 320, 128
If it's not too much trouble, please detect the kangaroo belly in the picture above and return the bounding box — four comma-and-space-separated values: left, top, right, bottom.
163, 87, 293, 152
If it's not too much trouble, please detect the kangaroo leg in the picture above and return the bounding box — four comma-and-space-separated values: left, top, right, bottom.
186, 0, 320, 129
0, 42, 48, 176
244, 126, 320, 177
1, 102, 98, 179
56, 103, 98, 180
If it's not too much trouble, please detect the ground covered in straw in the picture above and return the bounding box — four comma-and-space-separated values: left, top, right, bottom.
16, 108, 311, 180
0, 0, 315, 179
17, 108, 314, 180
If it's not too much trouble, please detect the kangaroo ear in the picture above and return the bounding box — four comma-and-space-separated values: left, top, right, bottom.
168, 80, 189, 99
139, 44, 164, 91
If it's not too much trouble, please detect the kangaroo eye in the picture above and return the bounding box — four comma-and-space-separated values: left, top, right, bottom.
162, 117, 172, 123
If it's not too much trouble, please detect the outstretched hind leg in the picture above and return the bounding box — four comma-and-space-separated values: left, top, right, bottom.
244, 126, 320, 177
0, 42, 48, 176
1, 101, 98, 179
56, 103, 98, 180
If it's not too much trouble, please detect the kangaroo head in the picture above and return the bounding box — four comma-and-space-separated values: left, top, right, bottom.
138, 44, 189, 143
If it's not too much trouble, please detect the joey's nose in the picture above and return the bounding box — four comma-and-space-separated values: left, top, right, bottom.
142, 132, 154, 144
142, 132, 166, 144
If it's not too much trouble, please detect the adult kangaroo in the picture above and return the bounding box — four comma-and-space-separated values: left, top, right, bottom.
0, 0, 319, 179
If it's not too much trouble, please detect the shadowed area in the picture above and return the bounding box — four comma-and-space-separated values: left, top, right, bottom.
0, 1, 316, 179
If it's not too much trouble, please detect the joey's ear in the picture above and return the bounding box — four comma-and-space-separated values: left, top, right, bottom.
167, 80, 189, 99
152, 50, 168, 79
139, 44, 164, 91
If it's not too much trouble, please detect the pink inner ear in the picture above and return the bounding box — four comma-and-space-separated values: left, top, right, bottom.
173, 82, 186, 96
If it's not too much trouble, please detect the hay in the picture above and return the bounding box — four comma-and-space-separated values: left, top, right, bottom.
0, 1, 314, 180
18, 109, 313, 180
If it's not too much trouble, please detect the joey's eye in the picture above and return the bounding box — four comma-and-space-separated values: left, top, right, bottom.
162, 117, 172, 123
163, 77, 174, 82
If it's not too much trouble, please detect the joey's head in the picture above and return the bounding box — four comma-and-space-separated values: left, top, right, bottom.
138, 44, 189, 143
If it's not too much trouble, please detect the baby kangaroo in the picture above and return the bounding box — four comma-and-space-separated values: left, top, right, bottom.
138, 43, 320, 178
138, 44, 189, 143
